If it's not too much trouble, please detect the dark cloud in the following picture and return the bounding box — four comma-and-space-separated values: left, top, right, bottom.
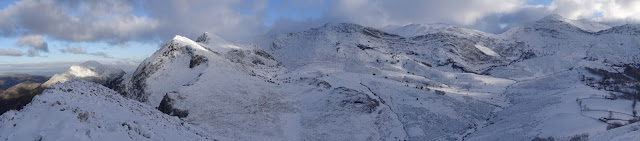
2, 0, 640, 45
87, 52, 112, 58
26, 49, 42, 57
143, 0, 267, 41
60, 47, 112, 58
324, 0, 528, 27
59, 46, 85, 54
0, 48, 23, 56
469, 5, 552, 33
550, 0, 640, 23
0, 0, 157, 44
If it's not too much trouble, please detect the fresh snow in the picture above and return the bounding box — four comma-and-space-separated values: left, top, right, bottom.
0, 80, 213, 141
3, 14, 640, 141
42, 61, 124, 88
474, 44, 499, 57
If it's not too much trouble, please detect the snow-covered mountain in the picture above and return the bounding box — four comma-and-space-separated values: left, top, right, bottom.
2, 14, 640, 141
42, 61, 125, 89
0, 61, 125, 115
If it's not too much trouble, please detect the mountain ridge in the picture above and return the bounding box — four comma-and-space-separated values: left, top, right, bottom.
2, 14, 640, 141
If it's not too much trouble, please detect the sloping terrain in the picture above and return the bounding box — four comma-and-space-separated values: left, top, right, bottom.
0, 80, 213, 141
0, 61, 126, 115
0, 82, 42, 114
2, 14, 640, 141
0, 74, 48, 90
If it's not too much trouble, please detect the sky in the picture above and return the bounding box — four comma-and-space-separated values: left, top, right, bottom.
0, 0, 639, 75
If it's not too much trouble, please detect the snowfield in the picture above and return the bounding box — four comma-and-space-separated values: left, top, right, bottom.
0, 80, 213, 141
474, 44, 499, 57
2, 14, 640, 141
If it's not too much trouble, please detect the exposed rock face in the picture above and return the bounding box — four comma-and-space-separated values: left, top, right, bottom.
195, 32, 211, 44
189, 55, 208, 68
157, 92, 189, 118
331, 87, 380, 114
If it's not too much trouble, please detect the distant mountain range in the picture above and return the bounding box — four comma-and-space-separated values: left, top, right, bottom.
1, 14, 640, 141
0, 74, 48, 90
0, 74, 49, 114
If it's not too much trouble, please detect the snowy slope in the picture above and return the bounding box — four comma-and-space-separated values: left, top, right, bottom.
381, 23, 489, 38
260, 15, 640, 140
120, 23, 517, 140
119, 31, 409, 140
462, 15, 640, 140
117, 15, 640, 140
0, 80, 213, 141
5, 14, 640, 141
119, 35, 215, 106
261, 23, 519, 140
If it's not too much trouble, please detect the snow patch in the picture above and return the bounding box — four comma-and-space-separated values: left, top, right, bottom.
474, 44, 499, 57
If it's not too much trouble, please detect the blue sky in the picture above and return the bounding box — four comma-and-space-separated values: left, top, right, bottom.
0, 0, 159, 74
0, 0, 637, 75
263, 0, 330, 26
527, 0, 553, 5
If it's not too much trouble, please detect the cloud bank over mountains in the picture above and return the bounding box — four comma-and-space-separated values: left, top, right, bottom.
0, 0, 639, 49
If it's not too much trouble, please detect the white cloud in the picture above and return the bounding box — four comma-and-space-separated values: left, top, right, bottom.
2, 0, 640, 45
468, 5, 552, 33
16, 35, 48, 52
60, 47, 112, 58
0, 0, 158, 44
0, 48, 23, 56
144, 0, 268, 41
550, 0, 640, 23
325, 0, 528, 27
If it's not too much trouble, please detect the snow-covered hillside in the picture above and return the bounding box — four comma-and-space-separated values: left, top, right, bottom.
2, 14, 640, 141
0, 80, 213, 141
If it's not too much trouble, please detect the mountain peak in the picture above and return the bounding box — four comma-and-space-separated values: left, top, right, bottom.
382, 23, 485, 37
537, 14, 568, 23
315, 23, 367, 33
42, 61, 125, 88
167, 35, 210, 52
322, 23, 364, 28
78, 60, 102, 67
306, 23, 401, 39
528, 14, 611, 32
504, 14, 608, 35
